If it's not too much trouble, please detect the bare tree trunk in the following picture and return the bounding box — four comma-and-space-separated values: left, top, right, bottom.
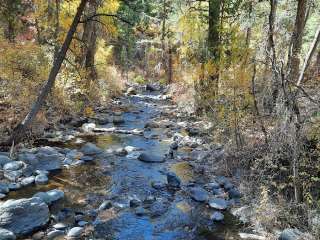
245, 2, 253, 49
8, 0, 88, 145
85, 19, 98, 80
167, 44, 173, 84
78, 0, 99, 80
297, 25, 320, 85
288, 0, 307, 83
287, 0, 307, 203
53, 0, 61, 59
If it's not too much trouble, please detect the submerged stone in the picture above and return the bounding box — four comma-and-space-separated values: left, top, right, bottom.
138, 153, 165, 163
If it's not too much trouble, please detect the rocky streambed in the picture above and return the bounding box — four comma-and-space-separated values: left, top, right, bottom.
0, 88, 253, 240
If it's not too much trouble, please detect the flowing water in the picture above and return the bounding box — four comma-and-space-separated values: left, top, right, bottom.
7, 93, 245, 239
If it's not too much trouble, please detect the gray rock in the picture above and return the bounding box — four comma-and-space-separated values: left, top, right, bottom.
33, 189, 64, 205
126, 87, 137, 95
21, 165, 34, 177
98, 201, 112, 211
124, 146, 140, 153
144, 121, 159, 128
47, 230, 64, 240
4, 171, 23, 181
224, 182, 234, 191
216, 176, 230, 187
115, 148, 127, 156
67, 227, 83, 238
0, 184, 9, 194
149, 201, 169, 217
228, 188, 241, 199
63, 158, 73, 165
47, 189, 64, 203
0, 197, 49, 236
21, 176, 35, 186
80, 143, 103, 155
7, 183, 21, 191
75, 214, 84, 222
0, 194, 6, 200
35, 170, 49, 176
96, 115, 109, 125
0, 228, 16, 240
78, 221, 88, 227
135, 207, 147, 216
279, 228, 303, 240
0, 156, 12, 168
166, 172, 181, 188
35, 153, 62, 171
189, 187, 209, 202
212, 188, 225, 196
210, 211, 224, 221
170, 141, 179, 150
3, 162, 24, 172
35, 175, 49, 185
37, 146, 59, 155
239, 233, 266, 240
32, 231, 45, 240
205, 181, 220, 190
208, 198, 228, 210
129, 198, 141, 208
18, 153, 38, 166
138, 153, 165, 163
71, 160, 85, 166
81, 123, 96, 132
53, 223, 67, 230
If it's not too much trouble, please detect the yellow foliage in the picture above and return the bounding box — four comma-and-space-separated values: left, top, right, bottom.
83, 106, 95, 117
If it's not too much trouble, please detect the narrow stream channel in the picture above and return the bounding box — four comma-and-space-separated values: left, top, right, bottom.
6, 92, 244, 240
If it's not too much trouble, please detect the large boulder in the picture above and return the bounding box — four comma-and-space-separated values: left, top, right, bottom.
0, 198, 49, 236
34, 153, 63, 171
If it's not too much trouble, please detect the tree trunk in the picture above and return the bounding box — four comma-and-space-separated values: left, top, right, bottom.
8, 0, 88, 145
289, 0, 307, 83
207, 0, 221, 101
167, 44, 173, 84
264, 0, 278, 113
287, 0, 307, 203
208, 0, 221, 59
85, 18, 98, 80
297, 25, 320, 85
53, 0, 61, 59
78, 0, 99, 80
